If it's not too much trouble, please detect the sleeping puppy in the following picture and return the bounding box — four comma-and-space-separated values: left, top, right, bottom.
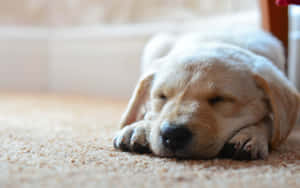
113, 30, 300, 160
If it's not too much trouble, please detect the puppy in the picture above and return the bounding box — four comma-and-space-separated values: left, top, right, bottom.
113, 30, 300, 160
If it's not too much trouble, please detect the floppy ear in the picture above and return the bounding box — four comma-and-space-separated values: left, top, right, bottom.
119, 72, 155, 128
253, 58, 300, 148
119, 33, 175, 128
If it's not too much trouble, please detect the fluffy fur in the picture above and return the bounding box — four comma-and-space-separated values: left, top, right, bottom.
114, 30, 300, 160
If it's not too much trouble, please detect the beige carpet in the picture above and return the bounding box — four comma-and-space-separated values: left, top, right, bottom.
0, 93, 300, 188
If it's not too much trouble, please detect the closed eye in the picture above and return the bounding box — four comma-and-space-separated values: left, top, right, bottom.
208, 96, 225, 105
158, 93, 167, 100
208, 95, 234, 106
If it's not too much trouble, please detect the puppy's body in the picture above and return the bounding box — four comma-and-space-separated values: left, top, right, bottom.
142, 30, 285, 73
114, 30, 300, 160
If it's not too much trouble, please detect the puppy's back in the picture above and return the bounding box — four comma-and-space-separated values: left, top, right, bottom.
175, 30, 285, 71
142, 29, 285, 74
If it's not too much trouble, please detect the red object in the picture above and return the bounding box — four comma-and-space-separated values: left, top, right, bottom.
276, 0, 300, 6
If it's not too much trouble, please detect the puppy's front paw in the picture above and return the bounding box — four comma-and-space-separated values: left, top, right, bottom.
113, 122, 151, 154
220, 126, 269, 160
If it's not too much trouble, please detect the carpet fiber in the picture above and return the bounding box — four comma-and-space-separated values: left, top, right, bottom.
0, 93, 300, 188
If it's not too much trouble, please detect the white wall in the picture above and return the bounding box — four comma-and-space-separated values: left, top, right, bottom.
0, 27, 48, 92
0, 0, 257, 26
49, 27, 148, 98
0, 11, 263, 99
0, 0, 263, 99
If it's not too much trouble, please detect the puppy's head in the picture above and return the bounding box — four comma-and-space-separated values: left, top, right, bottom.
120, 43, 300, 159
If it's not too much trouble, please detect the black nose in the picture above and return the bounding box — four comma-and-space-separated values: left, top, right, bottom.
160, 122, 192, 151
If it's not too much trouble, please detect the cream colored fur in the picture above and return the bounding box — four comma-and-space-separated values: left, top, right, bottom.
114, 30, 300, 160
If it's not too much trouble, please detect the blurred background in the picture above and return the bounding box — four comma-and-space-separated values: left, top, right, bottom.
0, 0, 299, 99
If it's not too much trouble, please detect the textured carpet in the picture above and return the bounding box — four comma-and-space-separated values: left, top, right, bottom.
0, 93, 300, 188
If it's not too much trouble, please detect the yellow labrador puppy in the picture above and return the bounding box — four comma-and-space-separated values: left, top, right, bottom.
113, 30, 300, 160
